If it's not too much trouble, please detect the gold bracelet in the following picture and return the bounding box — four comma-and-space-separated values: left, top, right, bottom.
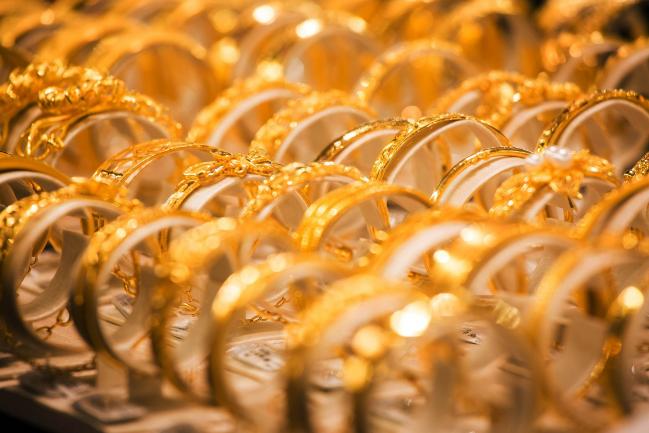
72, 208, 211, 374
151, 217, 294, 399
525, 244, 648, 427
249, 90, 374, 162
92, 140, 219, 205
355, 38, 477, 118
315, 118, 414, 174
371, 114, 510, 196
15, 77, 184, 176
366, 207, 486, 277
188, 75, 310, 151
284, 273, 419, 433
208, 252, 353, 422
536, 89, 649, 175
490, 147, 619, 222
84, 28, 222, 126
433, 146, 532, 209
163, 150, 281, 213
0, 179, 140, 355
295, 181, 432, 261
0, 61, 106, 151
434, 72, 582, 150
239, 161, 366, 229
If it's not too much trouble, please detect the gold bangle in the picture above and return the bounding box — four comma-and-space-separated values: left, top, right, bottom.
432, 146, 532, 209
208, 252, 353, 421
151, 217, 294, 399
598, 37, 649, 93
92, 140, 219, 205
371, 114, 510, 196
525, 244, 647, 426
0, 61, 106, 151
366, 207, 486, 278
432, 0, 542, 76
490, 147, 619, 222
15, 77, 184, 175
624, 151, 649, 181
284, 273, 419, 433
249, 90, 375, 162
187, 75, 310, 151
0, 179, 141, 355
72, 208, 211, 374
434, 71, 582, 150
355, 38, 477, 118
295, 181, 432, 260
36, 14, 140, 64
239, 161, 366, 229
536, 89, 649, 175
576, 175, 649, 239
84, 28, 222, 126
427, 222, 579, 296
315, 118, 414, 174
238, 11, 378, 93
163, 150, 281, 213
0, 178, 140, 262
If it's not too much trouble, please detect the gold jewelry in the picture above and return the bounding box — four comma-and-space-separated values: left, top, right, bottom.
536, 89, 649, 175
84, 28, 222, 126
525, 244, 648, 426
371, 114, 510, 196
72, 208, 211, 374
315, 118, 414, 175
434, 72, 582, 150
92, 140, 218, 205
0, 179, 140, 356
239, 161, 366, 230
15, 77, 184, 176
151, 217, 294, 400
163, 150, 281, 214
187, 75, 310, 152
249, 90, 374, 162
0, 61, 105, 151
433, 146, 532, 209
295, 181, 432, 261
355, 38, 477, 118
208, 253, 352, 421
490, 147, 619, 222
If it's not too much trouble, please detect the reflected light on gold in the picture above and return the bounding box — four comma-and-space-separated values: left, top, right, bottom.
620, 285, 644, 311
296, 19, 323, 39
429, 292, 465, 318
252, 5, 277, 25
390, 300, 432, 337
351, 324, 388, 359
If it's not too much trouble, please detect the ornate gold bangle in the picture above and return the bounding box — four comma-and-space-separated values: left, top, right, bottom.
434, 71, 582, 150
187, 75, 310, 151
15, 77, 184, 174
490, 147, 619, 221
536, 89, 649, 175
163, 150, 281, 213
239, 161, 366, 229
249, 90, 375, 162
92, 140, 219, 205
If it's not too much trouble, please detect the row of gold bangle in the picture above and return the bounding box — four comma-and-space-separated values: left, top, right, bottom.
1, 1, 649, 433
